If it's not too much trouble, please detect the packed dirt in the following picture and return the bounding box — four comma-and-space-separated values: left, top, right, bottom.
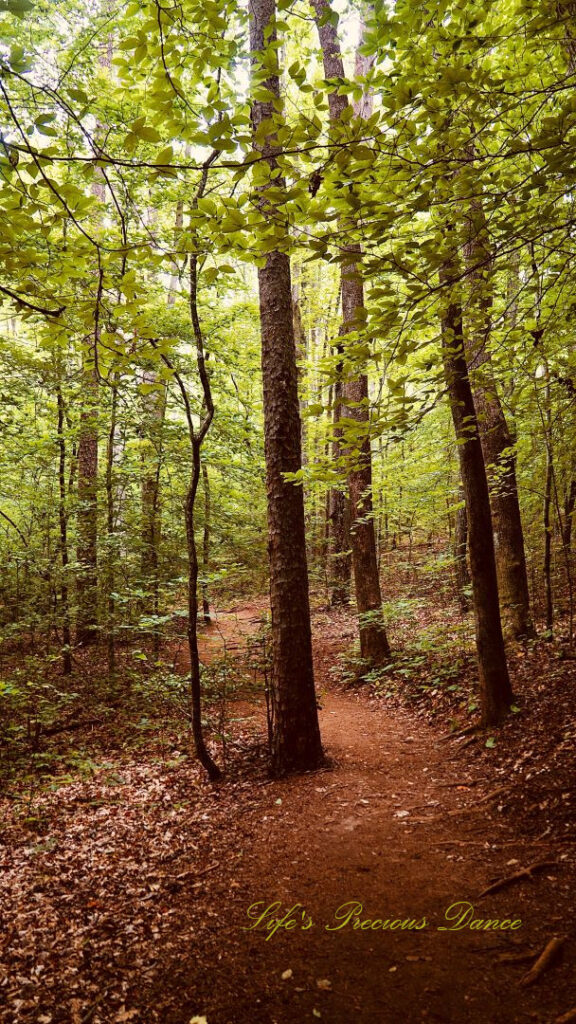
1, 601, 575, 1024
148, 601, 576, 1023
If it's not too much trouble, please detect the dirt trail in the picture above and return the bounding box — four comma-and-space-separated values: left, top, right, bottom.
163, 604, 575, 1024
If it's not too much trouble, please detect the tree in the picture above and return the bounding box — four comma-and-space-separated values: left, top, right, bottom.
249, 0, 323, 773
440, 261, 514, 726
311, 0, 390, 666
464, 182, 534, 639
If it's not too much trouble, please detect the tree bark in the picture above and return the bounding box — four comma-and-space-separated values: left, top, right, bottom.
76, 347, 99, 645
56, 381, 72, 674
464, 185, 534, 638
250, 0, 323, 774
105, 381, 118, 677
311, 0, 390, 665
140, 373, 166, 621
201, 462, 211, 624
563, 477, 576, 552
440, 265, 513, 726
454, 480, 471, 613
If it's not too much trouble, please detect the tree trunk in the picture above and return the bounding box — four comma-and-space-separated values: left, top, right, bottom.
76, 348, 98, 645
182, 245, 222, 781
201, 462, 211, 624
542, 364, 554, 633
311, 0, 390, 665
544, 443, 554, 633
141, 374, 166, 621
440, 266, 513, 726
464, 184, 534, 638
104, 382, 118, 677
341, 284, 391, 664
56, 382, 72, 674
454, 481, 471, 613
327, 357, 352, 606
250, 0, 323, 774
563, 477, 576, 552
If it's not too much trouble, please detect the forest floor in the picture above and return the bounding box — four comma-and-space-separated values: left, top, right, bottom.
1, 592, 576, 1024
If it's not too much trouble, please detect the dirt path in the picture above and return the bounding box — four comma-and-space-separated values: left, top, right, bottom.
3, 604, 572, 1024
158, 605, 575, 1024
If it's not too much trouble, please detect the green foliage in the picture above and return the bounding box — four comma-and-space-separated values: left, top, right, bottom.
1, 0, 575, 778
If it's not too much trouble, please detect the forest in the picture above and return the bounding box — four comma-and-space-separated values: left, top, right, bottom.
1, 0, 576, 1021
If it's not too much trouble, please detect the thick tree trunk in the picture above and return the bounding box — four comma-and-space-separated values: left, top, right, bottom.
250, 0, 323, 774
312, 0, 390, 665
441, 268, 513, 726
465, 188, 533, 638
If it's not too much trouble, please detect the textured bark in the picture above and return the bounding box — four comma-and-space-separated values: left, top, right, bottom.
341, 276, 390, 663
250, 0, 323, 774
76, 349, 98, 646
563, 477, 576, 552
327, 415, 352, 606
465, 188, 533, 638
312, 0, 390, 664
454, 481, 471, 613
441, 269, 513, 726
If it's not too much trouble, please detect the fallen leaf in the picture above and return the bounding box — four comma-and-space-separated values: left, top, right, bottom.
281, 968, 293, 980
115, 1009, 139, 1023
316, 978, 332, 991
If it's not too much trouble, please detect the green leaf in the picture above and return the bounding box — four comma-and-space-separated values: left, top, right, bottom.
0, 0, 34, 16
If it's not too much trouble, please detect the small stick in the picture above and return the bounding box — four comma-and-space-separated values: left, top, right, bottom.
556, 1008, 576, 1023
519, 935, 566, 988
439, 723, 480, 742
477, 785, 509, 804
436, 780, 480, 789
479, 860, 557, 898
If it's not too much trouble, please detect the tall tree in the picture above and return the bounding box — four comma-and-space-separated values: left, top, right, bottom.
75, 342, 99, 646
440, 261, 514, 725
311, 0, 390, 665
249, 0, 323, 773
464, 186, 534, 638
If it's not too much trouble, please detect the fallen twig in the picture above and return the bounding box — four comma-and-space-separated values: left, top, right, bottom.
439, 723, 480, 742
519, 935, 566, 988
436, 780, 480, 789
556, 1007, 576, 1023
477, 784, 509, 805
479, 860, 557, 898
